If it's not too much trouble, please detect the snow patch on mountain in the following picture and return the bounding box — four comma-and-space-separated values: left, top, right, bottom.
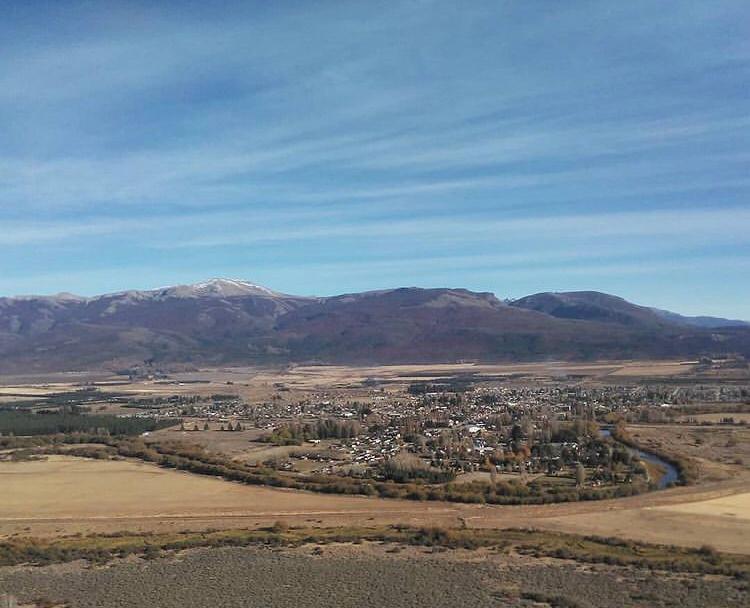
187, 278, 280, 297
92, 278, 287, 302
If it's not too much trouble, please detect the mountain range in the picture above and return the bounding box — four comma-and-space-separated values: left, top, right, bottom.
0, 278, 748, 373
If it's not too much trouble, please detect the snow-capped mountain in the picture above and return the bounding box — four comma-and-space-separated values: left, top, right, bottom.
141, 278, 289, 299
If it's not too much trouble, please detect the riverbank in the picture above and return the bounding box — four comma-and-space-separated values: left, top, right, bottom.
606, 425, 689, 486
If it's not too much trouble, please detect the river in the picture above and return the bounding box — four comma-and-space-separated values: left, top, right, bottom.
599, 428, 679, 489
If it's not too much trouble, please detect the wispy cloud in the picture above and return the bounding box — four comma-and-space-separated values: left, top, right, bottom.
0, 1, 748, 316
143, 207, 750, 250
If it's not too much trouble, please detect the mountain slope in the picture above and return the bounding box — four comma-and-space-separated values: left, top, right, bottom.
0, 279, 313, 372
651, 308, 750, 329
0, 281, 747, 372
509, 291, 671, 327
274, 287, 565, 362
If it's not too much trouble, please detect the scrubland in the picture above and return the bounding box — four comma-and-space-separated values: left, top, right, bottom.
1, 541, 748, 608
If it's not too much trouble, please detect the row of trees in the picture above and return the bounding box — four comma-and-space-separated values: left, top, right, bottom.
0, 411, 174, 437
180, 421, 244, 432
380, 452, 455, 483
263, 419, 361, 445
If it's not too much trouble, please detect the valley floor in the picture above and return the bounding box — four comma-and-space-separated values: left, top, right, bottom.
1, 456, 749, 554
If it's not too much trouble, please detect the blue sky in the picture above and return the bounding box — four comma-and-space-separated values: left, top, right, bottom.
1, 1, 748, 318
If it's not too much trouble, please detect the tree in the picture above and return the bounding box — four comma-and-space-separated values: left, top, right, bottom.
511, 424, 523, 442
575, 463, 586, 487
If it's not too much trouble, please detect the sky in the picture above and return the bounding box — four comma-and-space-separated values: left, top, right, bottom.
1, 1, 748, 318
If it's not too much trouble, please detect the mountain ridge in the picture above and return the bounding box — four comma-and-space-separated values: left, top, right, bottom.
5, 280, 747, 324
0, 280, 748, 372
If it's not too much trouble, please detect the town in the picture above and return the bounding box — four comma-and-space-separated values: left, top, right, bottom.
96, 374, 748, 498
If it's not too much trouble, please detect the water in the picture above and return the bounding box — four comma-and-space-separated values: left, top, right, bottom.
599, 428, 679, 489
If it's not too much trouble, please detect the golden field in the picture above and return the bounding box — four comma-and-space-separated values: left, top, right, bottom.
2, 455, 749, 554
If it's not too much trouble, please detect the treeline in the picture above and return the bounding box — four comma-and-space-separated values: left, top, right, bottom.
145, 439, 650, 504
408, 379, 473, 395
32, 388, 127, 407
0, 411, 176, 437
380, 452, 454, 483
262, 419, 360, 445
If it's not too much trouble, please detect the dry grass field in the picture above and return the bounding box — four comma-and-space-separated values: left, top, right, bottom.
605, 361, 698, 377
155, 359, 723, 387
0, 387, 68, 396
150, 425, 342, 465
537, 487, 750, 554
677, 412, 750, 423
656, 492, 750, 519
0, 359, 710, 403
2, 455, 749, 554
0, 456, 453, 527
0, 396, 38, 404
625, 424, 750, 481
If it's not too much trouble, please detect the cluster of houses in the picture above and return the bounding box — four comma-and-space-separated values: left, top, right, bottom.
120, 378, 746, 483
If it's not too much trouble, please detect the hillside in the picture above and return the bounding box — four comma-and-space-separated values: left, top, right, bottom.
0, 280, 748, 372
